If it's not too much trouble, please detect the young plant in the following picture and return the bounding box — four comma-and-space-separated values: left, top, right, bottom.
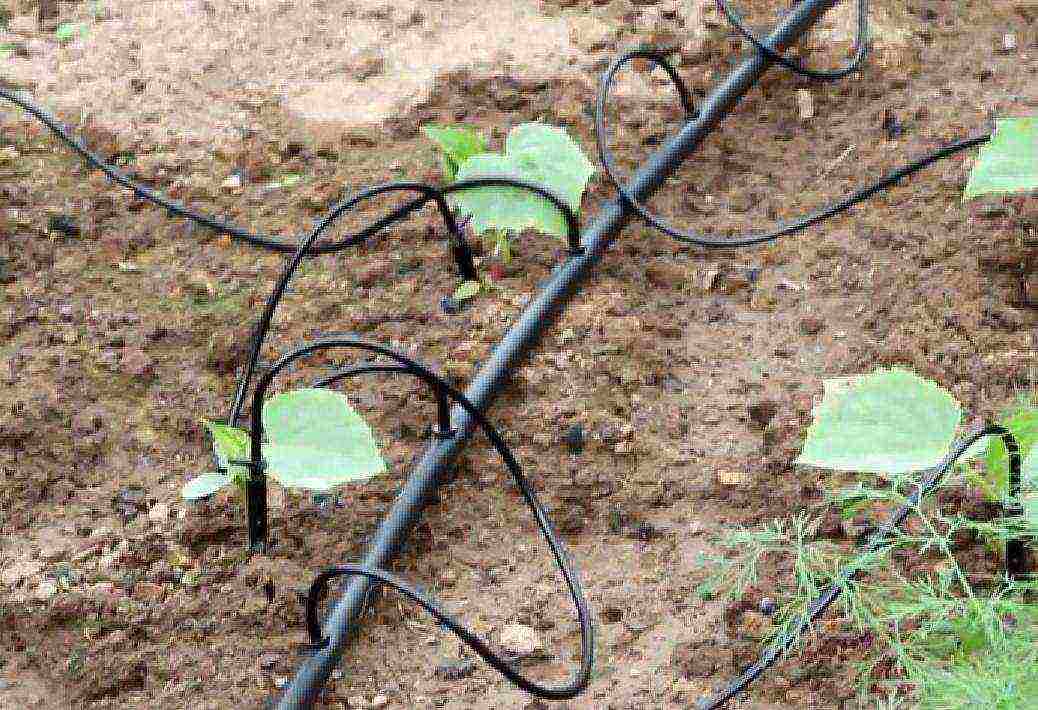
423, 122, 595, 297
181, 388, 386, 500
695, 367, 1038, 708
54, 22, 89, 44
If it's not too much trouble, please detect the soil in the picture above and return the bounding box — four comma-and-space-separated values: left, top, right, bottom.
1, 1, 1037, 709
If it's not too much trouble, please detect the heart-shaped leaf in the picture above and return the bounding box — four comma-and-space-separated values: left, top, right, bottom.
423, 125, 488, 182
262, 388, 386, 490
796, 368, 962, 475
451, 123, 595, 239
181, 472, 231, 500
964, 116, 1038, 200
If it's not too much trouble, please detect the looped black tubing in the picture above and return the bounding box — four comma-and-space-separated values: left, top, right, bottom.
595, 50, 993, 249
696, 424, 1026, 710
715, 0, 869, 81
251, 338, 592, 699
226, 181, 459, 426
443, 176, 584, 255
313, 362, 453, 437
244, 340, 464, 546
225, 174, 585, 426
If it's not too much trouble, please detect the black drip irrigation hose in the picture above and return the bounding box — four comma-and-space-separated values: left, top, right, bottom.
1, 0, 1031, 707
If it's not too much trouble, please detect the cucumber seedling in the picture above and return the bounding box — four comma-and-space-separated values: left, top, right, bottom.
423, 122, 596, 303
696, 367, 1038, 708
181, 388, 386, 501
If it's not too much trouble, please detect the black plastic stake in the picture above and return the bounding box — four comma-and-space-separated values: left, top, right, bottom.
271, 0, 840, 707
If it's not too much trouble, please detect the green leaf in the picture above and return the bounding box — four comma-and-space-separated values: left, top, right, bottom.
181, 472, 231, 500
796, 368, 962, 475
55, 22, 89, 44
985, 407, 1038, 498
0, 43, 17, 60
1022, 447, 1038, 525
964, 116, 1038, 200
202, 419, 251, 479
451, 122, 595, 239
422, 124, 487, 182
262, 388, 386, 490
453, 280, 481, 302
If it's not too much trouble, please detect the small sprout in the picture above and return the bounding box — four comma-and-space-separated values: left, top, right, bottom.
55, 22, 89, 44
181, 389, 386, 501
452, 280, 481, 303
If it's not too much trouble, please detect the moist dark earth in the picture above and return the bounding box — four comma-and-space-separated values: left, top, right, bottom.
1, 0, 1037, 709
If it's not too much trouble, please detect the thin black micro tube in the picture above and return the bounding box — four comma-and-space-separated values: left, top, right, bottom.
695, 424, 1025, 710
271, 0, 846, 706
225, 175, 580, 433
247, 338, 593, 698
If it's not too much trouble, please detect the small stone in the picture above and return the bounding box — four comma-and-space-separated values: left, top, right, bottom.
796, 89, 814, 119
371, 695, 389, 708
799, 316, 824, 335
696, 267, 721, 292
221, 172, 243, 190
347, 696, 369, 709
562, 424, 584, 454
149, 502, 170, 524
499, 624, 542, 657
273, 676, 287, 689
35, 580, 59, 601
717, 469, 752, 486
257, 652, 280, 671
1001, 33, 1017, 52
134, 581, 166, 602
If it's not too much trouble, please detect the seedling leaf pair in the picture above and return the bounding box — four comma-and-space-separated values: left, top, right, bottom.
182, 389, 385, 500
425, 122, 595, 239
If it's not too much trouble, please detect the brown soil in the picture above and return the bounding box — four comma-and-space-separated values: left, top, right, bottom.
1, 1, 1037, 709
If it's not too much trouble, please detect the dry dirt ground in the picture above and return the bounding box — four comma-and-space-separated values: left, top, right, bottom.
1, 0, 1037, 709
